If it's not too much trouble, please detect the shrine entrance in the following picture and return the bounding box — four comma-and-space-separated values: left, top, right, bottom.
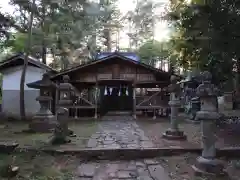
99, 80, 133, 114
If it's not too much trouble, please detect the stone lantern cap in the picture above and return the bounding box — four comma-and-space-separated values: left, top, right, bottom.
27, 73, 57, 90
168, 75, 181, 93
196, 71, 219, 97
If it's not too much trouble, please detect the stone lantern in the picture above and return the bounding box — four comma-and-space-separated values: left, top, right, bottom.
58, 75, 76, 137
162, 75, 186, 140
192, 71, 226, 176
58, 75, 74, 106
27, 73, 57, 133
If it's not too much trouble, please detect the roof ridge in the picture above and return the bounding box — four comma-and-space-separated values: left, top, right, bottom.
0, 53, 58, 73
51, 53, 171, 79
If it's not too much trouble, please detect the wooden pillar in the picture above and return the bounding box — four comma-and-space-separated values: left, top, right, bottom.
153, 99, 156, 120
55, 82, 59, 115
132, 83, 136, 119
152, 88, 158, 119
94, 82, 98, 119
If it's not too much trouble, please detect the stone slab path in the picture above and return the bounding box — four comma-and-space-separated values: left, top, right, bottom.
76, 158, 171, 180
87, 116, 154, 149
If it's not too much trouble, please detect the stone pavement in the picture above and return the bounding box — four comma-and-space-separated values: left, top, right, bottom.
87, 116, 154, 149
77, 158, 171, 180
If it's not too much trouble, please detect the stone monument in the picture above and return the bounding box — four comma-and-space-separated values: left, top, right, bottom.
162, 75, 186, 140
51, 107, 71, 144
192, 71, 226, 176
27, 73, 57, 133
58, 75, 76, 137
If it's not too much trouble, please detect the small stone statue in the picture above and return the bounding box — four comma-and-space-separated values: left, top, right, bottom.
192, 71, 226, 176
162, 75, 186, 140
51, 107, 71, 145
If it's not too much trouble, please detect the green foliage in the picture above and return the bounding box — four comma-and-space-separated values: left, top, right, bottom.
137, 40, 169, 66
125, 0, 163, 48
1, 0, 122, 69
5, 33, 27, 53
168, 0, 240, 83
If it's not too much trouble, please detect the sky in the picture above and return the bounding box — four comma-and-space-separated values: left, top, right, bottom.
118, 0, 170, 47
0, 0, 170, 48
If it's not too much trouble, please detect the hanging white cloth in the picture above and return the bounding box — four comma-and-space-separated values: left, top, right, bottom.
109, 87, 113, 95
118, 86, 121, 96
126, 87, 129, 96
104, 86, 108, 96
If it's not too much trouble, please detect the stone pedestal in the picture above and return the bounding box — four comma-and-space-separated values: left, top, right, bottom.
51, 107, 71, 145
223, 92, 233, 110
29, 96, 56, 133
163, 75, 186, 140
192, 157, 225, 176
186, 97, 201, 123
192, 71, 226, 176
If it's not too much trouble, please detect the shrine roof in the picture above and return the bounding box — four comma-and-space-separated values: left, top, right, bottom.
95, 52, 140, 61
51, 51, 172, 79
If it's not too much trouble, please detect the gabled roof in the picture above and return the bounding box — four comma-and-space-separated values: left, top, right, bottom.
0, 53, 57, 73
51, 52, 171, 79
96, 52, 140, 62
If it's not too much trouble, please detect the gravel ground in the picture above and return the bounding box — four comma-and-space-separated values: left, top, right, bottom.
137, 119, 240, 149
158, 153, 240, 180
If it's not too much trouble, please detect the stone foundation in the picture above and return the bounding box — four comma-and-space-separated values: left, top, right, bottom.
162, 129, 187, 140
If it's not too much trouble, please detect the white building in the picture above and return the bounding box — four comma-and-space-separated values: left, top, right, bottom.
0, 53, 57, 119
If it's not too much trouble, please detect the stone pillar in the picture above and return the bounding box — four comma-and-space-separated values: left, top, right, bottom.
223, 92, 233, 110
132, 84, 137, 119
152, 97, 156, 120
58, 75, 76, 137
163, 75, 186, 140
192, 71, 226, 176
188, 97, 201, 123
55, 82, 59, 115
51, 107, 71, 145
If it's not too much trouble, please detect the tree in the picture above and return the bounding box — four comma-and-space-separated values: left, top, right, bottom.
19, 0, 35, 120
167, 0, 240, 84
125, 0, 163, 49
8, 0, 122, 68
137, 40, 169, 67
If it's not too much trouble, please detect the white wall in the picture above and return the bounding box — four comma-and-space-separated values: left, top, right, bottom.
1, 65, 47, 118
2, 65, 46, 90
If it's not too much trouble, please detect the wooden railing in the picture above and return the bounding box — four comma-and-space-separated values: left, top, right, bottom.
136, 91, 169, 109
135, 91, 170, 117
67, 87, 97, 118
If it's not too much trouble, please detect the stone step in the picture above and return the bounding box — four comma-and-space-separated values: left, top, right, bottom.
105, 111, 132, 116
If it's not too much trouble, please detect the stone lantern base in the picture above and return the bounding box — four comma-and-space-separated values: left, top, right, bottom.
29, 111, 56, 133
192, 156, 227, 177
162, 128, 187, 140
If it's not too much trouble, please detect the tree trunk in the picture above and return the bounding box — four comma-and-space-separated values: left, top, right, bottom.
19, 0, 35, 120
41, 2, 47, 64
234, 59, 240, 95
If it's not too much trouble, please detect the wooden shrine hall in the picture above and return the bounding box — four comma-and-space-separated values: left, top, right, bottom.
51, 52, 172, 118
